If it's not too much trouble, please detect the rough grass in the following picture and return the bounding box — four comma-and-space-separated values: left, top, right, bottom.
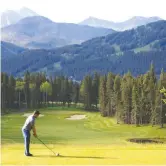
1, 107, 166, 165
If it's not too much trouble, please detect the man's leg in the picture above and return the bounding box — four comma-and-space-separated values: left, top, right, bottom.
22, 129, 32, 156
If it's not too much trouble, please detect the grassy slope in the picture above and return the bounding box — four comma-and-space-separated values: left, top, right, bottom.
1, 107, 166, 165
133, 40, 159, 53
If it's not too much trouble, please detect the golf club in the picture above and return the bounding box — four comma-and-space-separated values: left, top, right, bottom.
36, 137, 60, 156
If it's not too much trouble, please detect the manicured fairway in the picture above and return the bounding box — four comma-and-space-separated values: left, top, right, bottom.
1, 107, 166, 165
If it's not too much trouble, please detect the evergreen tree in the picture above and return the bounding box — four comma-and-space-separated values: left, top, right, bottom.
67, 80, 73, 107
15, 81, 25, 108
24, 71, 30, 108
72, 82, 80, 106
121, 71, 133, 124
92, 72, 100, 109
106, 72, 114, 116
158, 69, 166, 127
148, 64, 157, 124
80, 75, 92, 110
113, 75, 121, 123
1, 73, 9, 111
131, 81, 140, 126
8, 75, 16, 109
29, 83, 36, 108
99, 76, 107, 116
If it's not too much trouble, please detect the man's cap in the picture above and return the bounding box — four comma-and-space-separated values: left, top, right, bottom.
33, 110, 40, 115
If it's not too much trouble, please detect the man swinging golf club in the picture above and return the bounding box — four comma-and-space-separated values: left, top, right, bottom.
22, 110, 40, 156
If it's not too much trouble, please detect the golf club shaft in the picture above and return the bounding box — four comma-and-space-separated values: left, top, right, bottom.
36, 137, 56, 155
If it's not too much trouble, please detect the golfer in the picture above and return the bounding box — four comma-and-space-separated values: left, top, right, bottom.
22, 110, 40, 156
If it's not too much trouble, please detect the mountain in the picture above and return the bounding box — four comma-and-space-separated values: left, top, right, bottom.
79, 16, 114, 28
18, 7, 38, 18
79, 16, 162, 31
1, 16, 115, 49
0, 7, 38, 28
1, 41, 26, 59
2, 20, 166, 79
1, 10, 22, 28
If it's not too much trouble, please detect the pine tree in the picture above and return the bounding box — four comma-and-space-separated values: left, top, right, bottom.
35, 73, 43, 108
152, 88, 161, 125
149, 63, 157, 84
29, 83, 36, 108
138, 75, 146, 125
1, 73, 9, 111
49, 76, 54, 107
142, 73, 151, 124
121, 71, 133, 124
106, 72, 114, 116
24, 71, 30, 108
80, 75, 92, 110
60, 76, 65, 105
149, 78, 156, 125
15, 81, 25, 108
113, 74, 121, 123
66, 79, 73, 107
158, 69, 166, 127
148, 64, 157, 124
99, 75, 107, 116
55, 76, 62, 104
92, 72, 100, 109
8, 75, 16, 109
72, 82, 80, 107
131, 81, 140, 126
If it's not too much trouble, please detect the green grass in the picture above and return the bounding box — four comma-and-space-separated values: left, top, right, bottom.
112, 44, 121, 52
2, 107, 166, 145
1, 107, 166, 165
133, 40, 159, 53
134, 44, 151, 53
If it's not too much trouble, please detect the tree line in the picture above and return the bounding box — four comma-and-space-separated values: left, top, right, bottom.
1, 72, 80, 110
1, 64, 166, 127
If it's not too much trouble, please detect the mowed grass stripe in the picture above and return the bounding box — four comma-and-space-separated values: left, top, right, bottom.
1, 107, 166, 145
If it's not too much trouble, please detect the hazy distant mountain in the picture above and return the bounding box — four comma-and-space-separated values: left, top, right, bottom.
79, 17, 114, 28
0, 7, 38, 28
1, 16, 115, 49
79, 16, 162, 31
18, 7, 38, 18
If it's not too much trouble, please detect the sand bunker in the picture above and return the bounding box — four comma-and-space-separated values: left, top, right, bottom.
22, 113, 44, 117
66, 115, 86, 120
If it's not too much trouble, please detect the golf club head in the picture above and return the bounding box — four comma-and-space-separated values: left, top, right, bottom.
56, 153, 60, 156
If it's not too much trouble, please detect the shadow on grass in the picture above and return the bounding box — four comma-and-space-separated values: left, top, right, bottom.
34, 154, 118, 159
127, 137, 166, 144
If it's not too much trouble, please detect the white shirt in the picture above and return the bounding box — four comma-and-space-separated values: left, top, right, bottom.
22, 115, 35, 131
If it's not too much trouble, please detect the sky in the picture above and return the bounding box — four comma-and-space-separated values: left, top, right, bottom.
0, 0, 166, 23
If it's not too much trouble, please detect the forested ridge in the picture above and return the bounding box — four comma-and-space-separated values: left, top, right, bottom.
2, 21, 166, 79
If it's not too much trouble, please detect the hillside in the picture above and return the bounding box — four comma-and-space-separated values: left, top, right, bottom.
1, 41, 26, 59
1, 16, 115, 49
2, 20, 166, 79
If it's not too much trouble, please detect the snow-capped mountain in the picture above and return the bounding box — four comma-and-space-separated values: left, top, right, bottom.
79, 16, 162, 31
0, 7, 38, 28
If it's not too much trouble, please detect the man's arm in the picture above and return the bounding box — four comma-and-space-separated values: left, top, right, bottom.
32, 125, 37, 137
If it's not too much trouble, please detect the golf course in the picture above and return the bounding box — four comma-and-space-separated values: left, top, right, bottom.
1, 107, 166, 165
